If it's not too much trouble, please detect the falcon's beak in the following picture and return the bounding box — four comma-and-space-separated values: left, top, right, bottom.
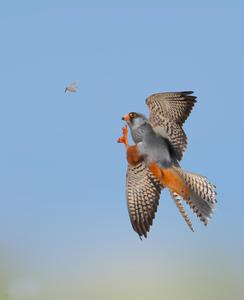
122, 114, 130, 121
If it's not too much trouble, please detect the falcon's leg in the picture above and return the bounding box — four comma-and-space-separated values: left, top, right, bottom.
117, 125, 129, 149
117, 125, 143, 165
161, 168, 190, 200
148, 163, 190, 200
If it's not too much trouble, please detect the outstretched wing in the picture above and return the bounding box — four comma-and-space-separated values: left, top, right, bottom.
153, 117, 187, 161
146, 91, 197, 161
126, 162, 162, 238
146, 91, 196, 126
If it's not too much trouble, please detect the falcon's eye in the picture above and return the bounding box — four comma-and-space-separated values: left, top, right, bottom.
129, 112, 136, 119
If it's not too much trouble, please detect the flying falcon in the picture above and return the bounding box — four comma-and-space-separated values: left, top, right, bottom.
117, 91, 217, 238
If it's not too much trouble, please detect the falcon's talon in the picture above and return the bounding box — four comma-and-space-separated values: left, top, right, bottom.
122, 125, 128, 134
117, 125, 129, 148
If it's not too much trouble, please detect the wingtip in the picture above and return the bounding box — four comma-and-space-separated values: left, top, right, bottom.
181, 91, 197, 100
181, 91, 194, 95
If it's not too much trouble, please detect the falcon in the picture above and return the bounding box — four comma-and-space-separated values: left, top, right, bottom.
118, 91, 216, 238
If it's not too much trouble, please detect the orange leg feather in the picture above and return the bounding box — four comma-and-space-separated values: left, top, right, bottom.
148, 163, 190, 200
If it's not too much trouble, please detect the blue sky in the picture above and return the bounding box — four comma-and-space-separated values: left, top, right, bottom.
0, 1, 243, 299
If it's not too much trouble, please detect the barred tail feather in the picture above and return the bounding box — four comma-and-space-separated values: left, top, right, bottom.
170, 191, 194, 232
172, 167, 217, 225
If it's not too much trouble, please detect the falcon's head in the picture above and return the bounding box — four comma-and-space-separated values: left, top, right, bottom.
122, 112, 149, 143
122, 112, 147, 128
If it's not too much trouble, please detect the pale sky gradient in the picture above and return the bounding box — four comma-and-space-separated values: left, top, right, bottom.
0, 1, 243, 299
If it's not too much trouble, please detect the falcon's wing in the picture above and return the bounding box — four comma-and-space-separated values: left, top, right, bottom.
146, 91, 197, 161
126, 161, 162, 238
146, 91, 197, 126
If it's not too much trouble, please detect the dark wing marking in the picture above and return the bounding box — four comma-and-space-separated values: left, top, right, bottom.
126, 161, 162, 238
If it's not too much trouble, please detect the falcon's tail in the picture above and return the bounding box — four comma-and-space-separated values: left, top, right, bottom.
170, 191, 194, 232
159, 167, 217, 226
